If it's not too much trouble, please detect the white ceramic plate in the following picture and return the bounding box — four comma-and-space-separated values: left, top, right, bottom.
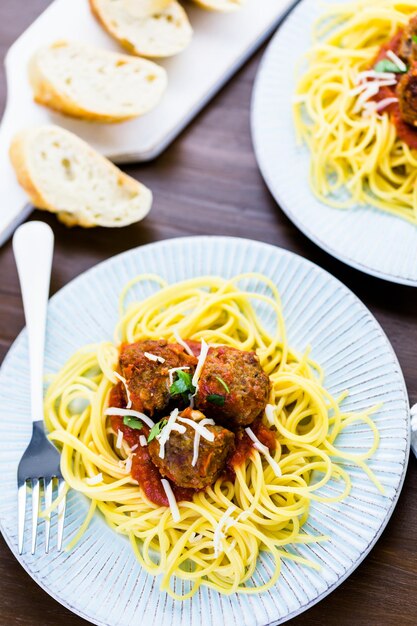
0, 0, 297, 245
0, 236, 410, 625
251, 0, 417, 286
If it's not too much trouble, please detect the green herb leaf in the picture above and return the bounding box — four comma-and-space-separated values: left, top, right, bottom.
207, 394, 226, 406
123, 416, 143, 430
169, 370, 195, 397
412, 34, 417, 44
215, 376, 230, 393
374, 59, 407, 74
147, 418, 168, 443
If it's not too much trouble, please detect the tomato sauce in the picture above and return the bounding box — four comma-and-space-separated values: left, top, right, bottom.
131, 446, 194, 506
227, 419, 277, 472
372, 30, 417, 149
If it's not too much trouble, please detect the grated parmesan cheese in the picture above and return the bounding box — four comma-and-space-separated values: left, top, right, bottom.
265, 404, 276, 426
374, 97, 398, 111
161, 479, 180, 522
116, 429, 123, 449
192, 431, 200, 467
352, 84, 383, 112
177, 416, 215, 441
119, 454, 135, 473
189, 532, 204, 543
125, 455, 133, 473
85, 473, 103, 485
362, 97, 399, 117
191, 339, 209, 392
350, 79, 396, 98
130, 444, 138, 451
105, 407, 155, 429
144, 351, 165, 363
157, 408, 180, 459
224, 538, 237, 556
245, 427, 282, 477
355, 70, 396, 83
189, 418, 215, 467
173, 329, 195, 356
139, 435, 147, 447
226, 510, 248, 529
171, 423, 187, 434
213, 505, 236, 557
114, 372, 132, 409
386, 49, 407, 72
361, 101, 379, 118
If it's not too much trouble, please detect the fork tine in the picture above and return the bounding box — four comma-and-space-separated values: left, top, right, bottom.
18, 481, 27, 555
57, 479, 66, 551
31, 478, 40, 555
43, 478, 53, 553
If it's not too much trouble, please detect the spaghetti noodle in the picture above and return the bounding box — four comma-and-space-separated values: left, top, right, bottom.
293, 0, 417, 224
44, 273, 382, 599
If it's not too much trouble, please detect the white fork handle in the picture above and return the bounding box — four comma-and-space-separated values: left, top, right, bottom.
13, 222, 54, 423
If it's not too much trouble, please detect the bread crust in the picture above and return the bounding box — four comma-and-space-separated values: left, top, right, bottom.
89, 0, 193, 58
191, 0, 242, 11
9, 131, 48, 209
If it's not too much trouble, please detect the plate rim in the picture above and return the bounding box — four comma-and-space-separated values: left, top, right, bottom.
0, 235, 411, 626
250, 0, 417, 288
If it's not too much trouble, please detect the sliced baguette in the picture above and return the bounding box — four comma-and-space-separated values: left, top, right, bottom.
28, 41, 167, 123
90, 0, 193, 58
191, 0, 243, 11
9, 125, 152, 228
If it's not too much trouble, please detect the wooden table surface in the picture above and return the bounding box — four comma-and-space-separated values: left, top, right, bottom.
1, 1, 417, 625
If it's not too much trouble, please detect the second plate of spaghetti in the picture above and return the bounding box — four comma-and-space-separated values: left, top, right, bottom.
252, 0, 417, 285
0, 236, 409, 625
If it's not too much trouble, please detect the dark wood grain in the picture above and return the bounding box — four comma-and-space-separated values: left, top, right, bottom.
1, 1, 417, 624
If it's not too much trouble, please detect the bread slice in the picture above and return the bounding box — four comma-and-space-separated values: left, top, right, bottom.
90, 0, 193, 58
9, 125, 152, 228
28, 41, 167, 123
192, 0, 243, 11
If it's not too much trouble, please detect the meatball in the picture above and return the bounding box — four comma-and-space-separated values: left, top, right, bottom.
148, 415, 235, 489
398, 15, 417, 64
119, 339, 197, 416
397, 62, 417, 126
195, 346, 270, 427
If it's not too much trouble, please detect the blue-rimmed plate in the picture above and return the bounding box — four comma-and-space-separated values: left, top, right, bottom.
0, 236, 410, 625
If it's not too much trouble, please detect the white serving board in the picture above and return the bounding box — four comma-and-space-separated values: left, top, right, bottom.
0, 0, 297, 245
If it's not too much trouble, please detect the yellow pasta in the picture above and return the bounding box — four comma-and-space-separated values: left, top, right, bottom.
44, 273, 382, 600
293, 0, 417, 224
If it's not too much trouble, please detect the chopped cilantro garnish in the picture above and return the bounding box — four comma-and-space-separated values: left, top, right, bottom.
215, 376, 230, 393
169, 370, 195, 397
147, 419, 168, 443
374, 59, 407, 74
207, 394, 225, 406
413, 34, 417, 44
123, 416, 143, 430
